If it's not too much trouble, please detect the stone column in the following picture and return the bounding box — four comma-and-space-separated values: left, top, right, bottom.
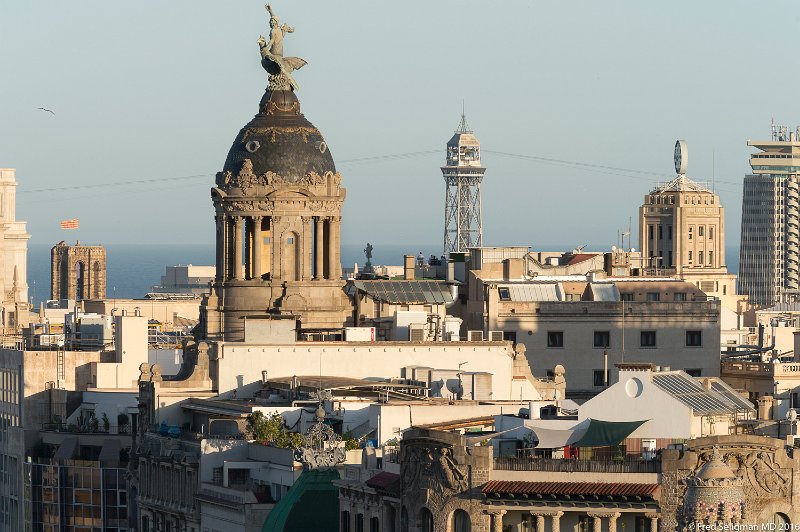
233, 217, 243, 279
533, 513, 545, 532
314, 217, 324, 280
244, 217, 251, 279
326, 217, 336, 280
253, 216, 263, 279
608, 512, 621, 532
485, 509, 506, 532
215, 215, 225, 281
333, 216, 342, 278
552, 511, 564, 532
645, 513, 660, 532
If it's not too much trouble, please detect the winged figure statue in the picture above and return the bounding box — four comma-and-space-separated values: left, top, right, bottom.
258, 4, 307, 91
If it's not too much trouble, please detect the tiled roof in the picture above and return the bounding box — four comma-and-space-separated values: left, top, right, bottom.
366, 472, 400, 493
482, 481, 659, 497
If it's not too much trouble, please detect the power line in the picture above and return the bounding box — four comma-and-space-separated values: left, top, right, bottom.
15, 147, 743, 197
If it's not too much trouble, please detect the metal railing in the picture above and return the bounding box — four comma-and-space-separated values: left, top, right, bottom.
493, 455, 661, 473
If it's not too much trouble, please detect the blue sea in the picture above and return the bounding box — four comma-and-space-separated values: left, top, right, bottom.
26, 244, 741, 302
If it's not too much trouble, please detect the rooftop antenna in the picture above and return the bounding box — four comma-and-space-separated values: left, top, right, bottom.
712, 148, 715, 194
456, 100, 471, 133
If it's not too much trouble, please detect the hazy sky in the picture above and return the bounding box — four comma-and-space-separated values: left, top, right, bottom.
2, 1, 800, 254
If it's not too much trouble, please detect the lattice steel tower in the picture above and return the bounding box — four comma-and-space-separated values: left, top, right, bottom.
442, 112, 485, 254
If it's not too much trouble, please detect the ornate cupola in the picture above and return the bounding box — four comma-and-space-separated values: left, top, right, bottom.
201, 5, 351, 341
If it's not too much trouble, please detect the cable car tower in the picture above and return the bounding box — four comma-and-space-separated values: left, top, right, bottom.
442, 111, 486, 254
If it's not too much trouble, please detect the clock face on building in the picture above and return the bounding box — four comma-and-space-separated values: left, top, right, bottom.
674, 139, 688, 175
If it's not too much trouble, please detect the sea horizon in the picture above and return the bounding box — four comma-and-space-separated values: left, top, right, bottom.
27, 243, 742, 302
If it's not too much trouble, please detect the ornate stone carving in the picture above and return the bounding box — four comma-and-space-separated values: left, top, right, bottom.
225, 200, 275, 212
241, 126, 318, 143
294, 416, 345, 470
400, 444, 467, 497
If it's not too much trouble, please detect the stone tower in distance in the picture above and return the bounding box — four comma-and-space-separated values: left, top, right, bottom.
442, 111, 485, 254
0, 168, 30, 329
200, 5, 350, 341
50, 242, 107, 301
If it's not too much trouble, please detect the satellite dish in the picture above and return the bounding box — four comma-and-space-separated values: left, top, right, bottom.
445, 378, 463, 399
787, 408, 797, 422
631, 248, 636, 253
611, 246, 617, 252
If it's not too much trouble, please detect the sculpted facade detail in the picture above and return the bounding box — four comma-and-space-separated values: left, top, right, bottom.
691, 446, 791, 498
216, 165, 342, 195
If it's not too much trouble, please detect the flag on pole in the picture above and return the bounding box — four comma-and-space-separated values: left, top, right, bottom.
60, 219, 79, 229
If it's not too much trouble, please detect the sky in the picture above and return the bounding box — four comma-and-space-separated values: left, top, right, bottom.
2, 1, 800, 254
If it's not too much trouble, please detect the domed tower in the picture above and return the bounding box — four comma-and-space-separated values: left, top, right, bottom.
200, 6, 351, 340
682, 446, 747, 530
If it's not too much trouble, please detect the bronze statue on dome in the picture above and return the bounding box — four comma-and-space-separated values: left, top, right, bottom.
257, 4, 307, 92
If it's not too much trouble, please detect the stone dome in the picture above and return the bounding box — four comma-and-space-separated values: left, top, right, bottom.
221, 90, 336, 185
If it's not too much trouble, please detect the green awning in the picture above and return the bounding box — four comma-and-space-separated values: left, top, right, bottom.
573, 419, 647, 447
261, 468, 341, 532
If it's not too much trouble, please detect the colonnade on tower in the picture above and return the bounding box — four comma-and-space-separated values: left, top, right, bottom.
215, 213, 341, 282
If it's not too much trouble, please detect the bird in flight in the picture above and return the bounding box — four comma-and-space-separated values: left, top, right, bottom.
37, 107, 55, 115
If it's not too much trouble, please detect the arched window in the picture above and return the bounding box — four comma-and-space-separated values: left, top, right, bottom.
400, 507, 408, 532
419, 508, 434, 532
453, 509, 471, 532
770, 513, 790, 528
75, 261, 86, 301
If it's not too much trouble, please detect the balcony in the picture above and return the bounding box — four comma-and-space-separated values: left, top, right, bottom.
493, 456, 661, 474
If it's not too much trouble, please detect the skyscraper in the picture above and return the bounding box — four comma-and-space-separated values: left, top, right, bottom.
738, 123, 800, 307
442, 113, 485, 254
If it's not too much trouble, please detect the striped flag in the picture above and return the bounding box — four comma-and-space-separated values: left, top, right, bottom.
60, 219, 79, 230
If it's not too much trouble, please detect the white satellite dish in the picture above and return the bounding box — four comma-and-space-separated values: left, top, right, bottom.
611, 245, 617, 252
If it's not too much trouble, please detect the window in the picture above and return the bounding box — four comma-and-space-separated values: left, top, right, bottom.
685, 369, 702, 377
648, 225, 653, 240
578, 515, 592, 532
621, 293, 635, 302
593, 331, 610, 348
342, 511, 351, 532
709, 227, 714, 239
658, 225, 663, 240
698, 226, 704, 237
420, 508, 434, 532
674, 292, 686, 302
708, 251, 713, 265
287, 237, 294, 244
498, 287, 511, 301
668, 225, 673, 239
698, 251, 704, 264
646, 292, 660, 302
547, 331, 564, 348
688, 251, 692, 263
668, 251, 673, 266
686, 330, 702, 347
593, 370, 610, 387
688, 227, 693, 240
640, 330, 657, 347
452, 510, 471, 532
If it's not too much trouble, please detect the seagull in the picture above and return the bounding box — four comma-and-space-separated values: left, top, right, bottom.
37, 107, 55, 115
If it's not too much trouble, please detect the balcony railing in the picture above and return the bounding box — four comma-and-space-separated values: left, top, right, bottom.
493, 456, 661, 473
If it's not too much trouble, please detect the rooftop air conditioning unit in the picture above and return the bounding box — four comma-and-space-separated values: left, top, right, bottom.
489, 331, 504, 342
467, 330, 483, 342
409, 324, 426, 343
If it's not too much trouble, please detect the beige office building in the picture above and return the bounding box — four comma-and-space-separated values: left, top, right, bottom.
638, 151, 736, 301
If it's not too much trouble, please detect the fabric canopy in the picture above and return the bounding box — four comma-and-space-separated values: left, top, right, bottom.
572, 418, 647, 448
529, 425, 586, 449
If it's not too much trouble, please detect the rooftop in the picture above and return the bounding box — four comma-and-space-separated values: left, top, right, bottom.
483, 481, 659, 497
